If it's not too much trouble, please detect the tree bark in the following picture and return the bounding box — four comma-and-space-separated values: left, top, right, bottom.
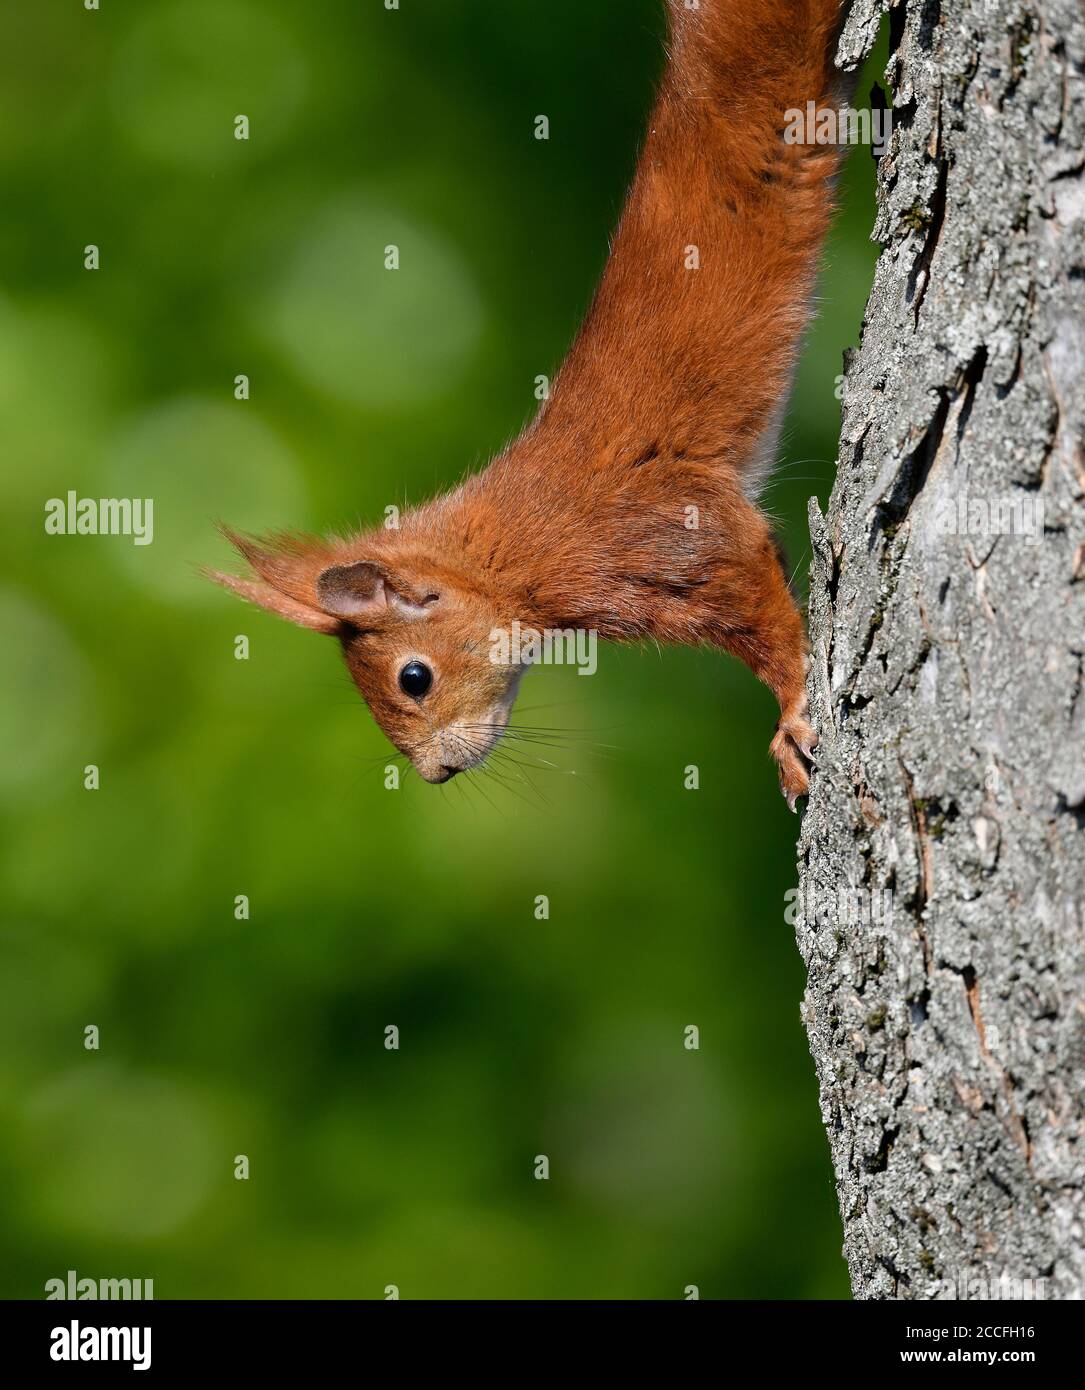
798, 0, 1085, 1299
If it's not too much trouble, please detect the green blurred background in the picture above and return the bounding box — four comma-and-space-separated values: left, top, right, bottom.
1, 1, 882, 1298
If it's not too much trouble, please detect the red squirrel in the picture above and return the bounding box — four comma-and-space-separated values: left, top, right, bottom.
211, 0, 846, 807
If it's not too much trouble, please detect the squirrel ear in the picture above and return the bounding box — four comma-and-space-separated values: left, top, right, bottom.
207, 528, 439, 630
316, 561, 437, 624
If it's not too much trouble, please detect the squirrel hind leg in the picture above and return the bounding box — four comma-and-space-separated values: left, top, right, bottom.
702, 520, 817, 808
771, 689, 818, 812
762, 538, 818, 808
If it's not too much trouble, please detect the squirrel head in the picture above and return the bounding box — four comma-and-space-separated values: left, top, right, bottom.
209, 528, 527, 782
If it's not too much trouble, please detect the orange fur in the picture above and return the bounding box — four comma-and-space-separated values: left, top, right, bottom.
209, 0, 846, 801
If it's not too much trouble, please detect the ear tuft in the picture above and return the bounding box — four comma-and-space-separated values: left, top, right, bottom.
207, 525, 342, 633
215, 525, 332, 594
204, 567, 342, 633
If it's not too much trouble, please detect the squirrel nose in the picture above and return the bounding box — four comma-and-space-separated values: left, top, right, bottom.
439, 764, 460, 781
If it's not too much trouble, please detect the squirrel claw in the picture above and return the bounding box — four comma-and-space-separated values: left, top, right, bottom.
771, 698, 817, 810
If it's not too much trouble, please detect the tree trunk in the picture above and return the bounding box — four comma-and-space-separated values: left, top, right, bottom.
799, 0, 1085, 1299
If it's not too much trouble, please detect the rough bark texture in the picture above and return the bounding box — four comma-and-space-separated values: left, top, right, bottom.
798, 0, 1085, 1299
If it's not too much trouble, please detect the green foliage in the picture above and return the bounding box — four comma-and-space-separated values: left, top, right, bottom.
0, 0, 882, 1299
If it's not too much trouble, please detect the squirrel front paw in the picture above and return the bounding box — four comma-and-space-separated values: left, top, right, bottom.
770, 697, 817, 812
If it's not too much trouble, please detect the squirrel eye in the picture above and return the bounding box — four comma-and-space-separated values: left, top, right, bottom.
398, 660, 433, 698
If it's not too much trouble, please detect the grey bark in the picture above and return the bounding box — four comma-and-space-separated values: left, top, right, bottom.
798, 0, 1085, 1298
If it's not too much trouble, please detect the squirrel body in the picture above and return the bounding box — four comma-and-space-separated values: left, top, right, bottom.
213, 0, 847, 805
